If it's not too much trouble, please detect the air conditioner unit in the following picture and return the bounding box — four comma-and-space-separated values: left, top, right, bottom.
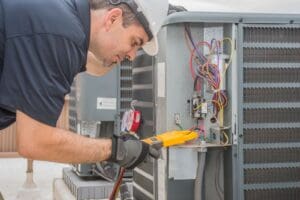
131, 11, 300, 200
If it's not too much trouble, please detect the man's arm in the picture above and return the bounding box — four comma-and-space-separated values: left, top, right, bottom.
16, 110, 112, 163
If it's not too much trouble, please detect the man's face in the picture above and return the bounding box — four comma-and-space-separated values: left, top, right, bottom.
89, 8, 149, 73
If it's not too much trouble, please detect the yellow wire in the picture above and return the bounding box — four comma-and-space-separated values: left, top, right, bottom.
193, 104, 202, 111
212, 92, 224, 111
218, 92, 224, 110
221, 37, 233, 74
216, 92, 224, 125
222, 131, 229, 145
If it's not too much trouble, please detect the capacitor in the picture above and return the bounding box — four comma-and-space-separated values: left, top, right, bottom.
121, 109, 141, 133
191, 92, 207, 119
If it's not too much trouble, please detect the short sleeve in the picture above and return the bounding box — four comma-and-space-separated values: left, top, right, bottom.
0, 34, 85, 126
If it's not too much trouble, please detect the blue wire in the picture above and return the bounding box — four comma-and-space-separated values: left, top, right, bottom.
185, 24, 207, 64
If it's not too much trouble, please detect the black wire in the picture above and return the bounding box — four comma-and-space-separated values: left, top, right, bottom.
214, 151, 223, 200
184, 23, 198, 52
185, 23, 207, 66
185, 24, 199, 59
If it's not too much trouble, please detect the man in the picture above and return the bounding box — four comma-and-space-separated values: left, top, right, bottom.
0, 0, 168, 169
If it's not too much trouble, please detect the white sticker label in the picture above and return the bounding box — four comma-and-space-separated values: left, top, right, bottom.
97, 98, 117, 110
201, 102, 208, 114
157, 62, 166, 98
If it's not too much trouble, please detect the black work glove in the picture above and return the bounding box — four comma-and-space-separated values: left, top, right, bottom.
109, 133, 161, 169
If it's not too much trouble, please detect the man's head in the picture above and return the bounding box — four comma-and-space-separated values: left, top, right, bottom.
88, 0, 148, 73
87, 0, 168, 76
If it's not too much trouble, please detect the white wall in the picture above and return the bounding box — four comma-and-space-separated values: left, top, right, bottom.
170, 0, 300, 14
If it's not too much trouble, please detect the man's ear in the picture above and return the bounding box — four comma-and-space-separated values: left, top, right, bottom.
104, 8, 123, 31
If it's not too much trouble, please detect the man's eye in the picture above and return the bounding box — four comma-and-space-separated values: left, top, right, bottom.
132, 41, 139, 47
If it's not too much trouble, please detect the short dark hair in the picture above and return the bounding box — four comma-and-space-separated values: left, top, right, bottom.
89, 0, 138, 27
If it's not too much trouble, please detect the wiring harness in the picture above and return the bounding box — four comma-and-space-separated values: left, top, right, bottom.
184, 24, 233, 144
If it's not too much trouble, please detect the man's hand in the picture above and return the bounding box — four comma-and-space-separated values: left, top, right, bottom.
109, 133, 160, 169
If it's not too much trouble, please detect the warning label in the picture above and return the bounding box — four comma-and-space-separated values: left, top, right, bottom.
97, 98, 117, 110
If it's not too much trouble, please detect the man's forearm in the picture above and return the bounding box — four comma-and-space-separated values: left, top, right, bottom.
16, 111, 112, 163
37, 128, 112, 163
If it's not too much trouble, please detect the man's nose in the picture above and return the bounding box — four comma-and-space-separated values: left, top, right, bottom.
126, 48, 138, 61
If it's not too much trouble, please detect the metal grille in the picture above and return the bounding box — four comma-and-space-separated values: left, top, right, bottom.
244, 148, 300, 164
68, 85, 77, 132
244, 188, 300, 200
121, 68, 132, 77
243, 48, 300, 63
244, 68, 300, 83
244, 168, 300, 184
121, 90, 132, 99
132, 51, 155, 200
132, 53, 154, 139
244, 128, 300, 144
133, 170, 154, 193
121, 101, 131, 110
120, 60, 133, 113
243, 27, 300, 43
244, 108, 300, 123
121, 80, 132, 88
240, 25, 300, 200
244, 88, 300, 103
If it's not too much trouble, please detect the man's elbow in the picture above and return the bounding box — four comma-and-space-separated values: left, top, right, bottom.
16, 111, 48, 160
17, 145, 32, 159
17, 135, 36, 159
16, 125, 42, 160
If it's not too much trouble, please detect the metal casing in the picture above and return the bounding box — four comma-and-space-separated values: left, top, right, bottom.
69, 62, 133, 178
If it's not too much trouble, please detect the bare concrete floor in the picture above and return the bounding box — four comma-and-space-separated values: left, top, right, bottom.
0, 158, 68, 200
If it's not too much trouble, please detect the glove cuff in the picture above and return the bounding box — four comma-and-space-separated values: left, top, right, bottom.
108, 135, 118, 162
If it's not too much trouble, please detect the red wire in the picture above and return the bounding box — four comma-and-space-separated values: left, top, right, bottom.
212, 91, 228, 116
189, 49, 196, 80
190, 44, 222, 91
189, 41, 212, 80
109, 167, 126, 200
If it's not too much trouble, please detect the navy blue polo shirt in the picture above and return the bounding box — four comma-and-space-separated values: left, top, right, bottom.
0, 0, 90, 129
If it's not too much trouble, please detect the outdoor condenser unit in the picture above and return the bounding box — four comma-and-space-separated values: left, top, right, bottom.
68, 60, 133, 180
131, 12, 300, 200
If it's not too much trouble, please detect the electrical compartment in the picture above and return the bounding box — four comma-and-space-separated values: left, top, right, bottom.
131, 12, 235, 200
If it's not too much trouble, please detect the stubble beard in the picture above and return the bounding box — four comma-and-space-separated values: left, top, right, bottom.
98, 57, 117, 69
